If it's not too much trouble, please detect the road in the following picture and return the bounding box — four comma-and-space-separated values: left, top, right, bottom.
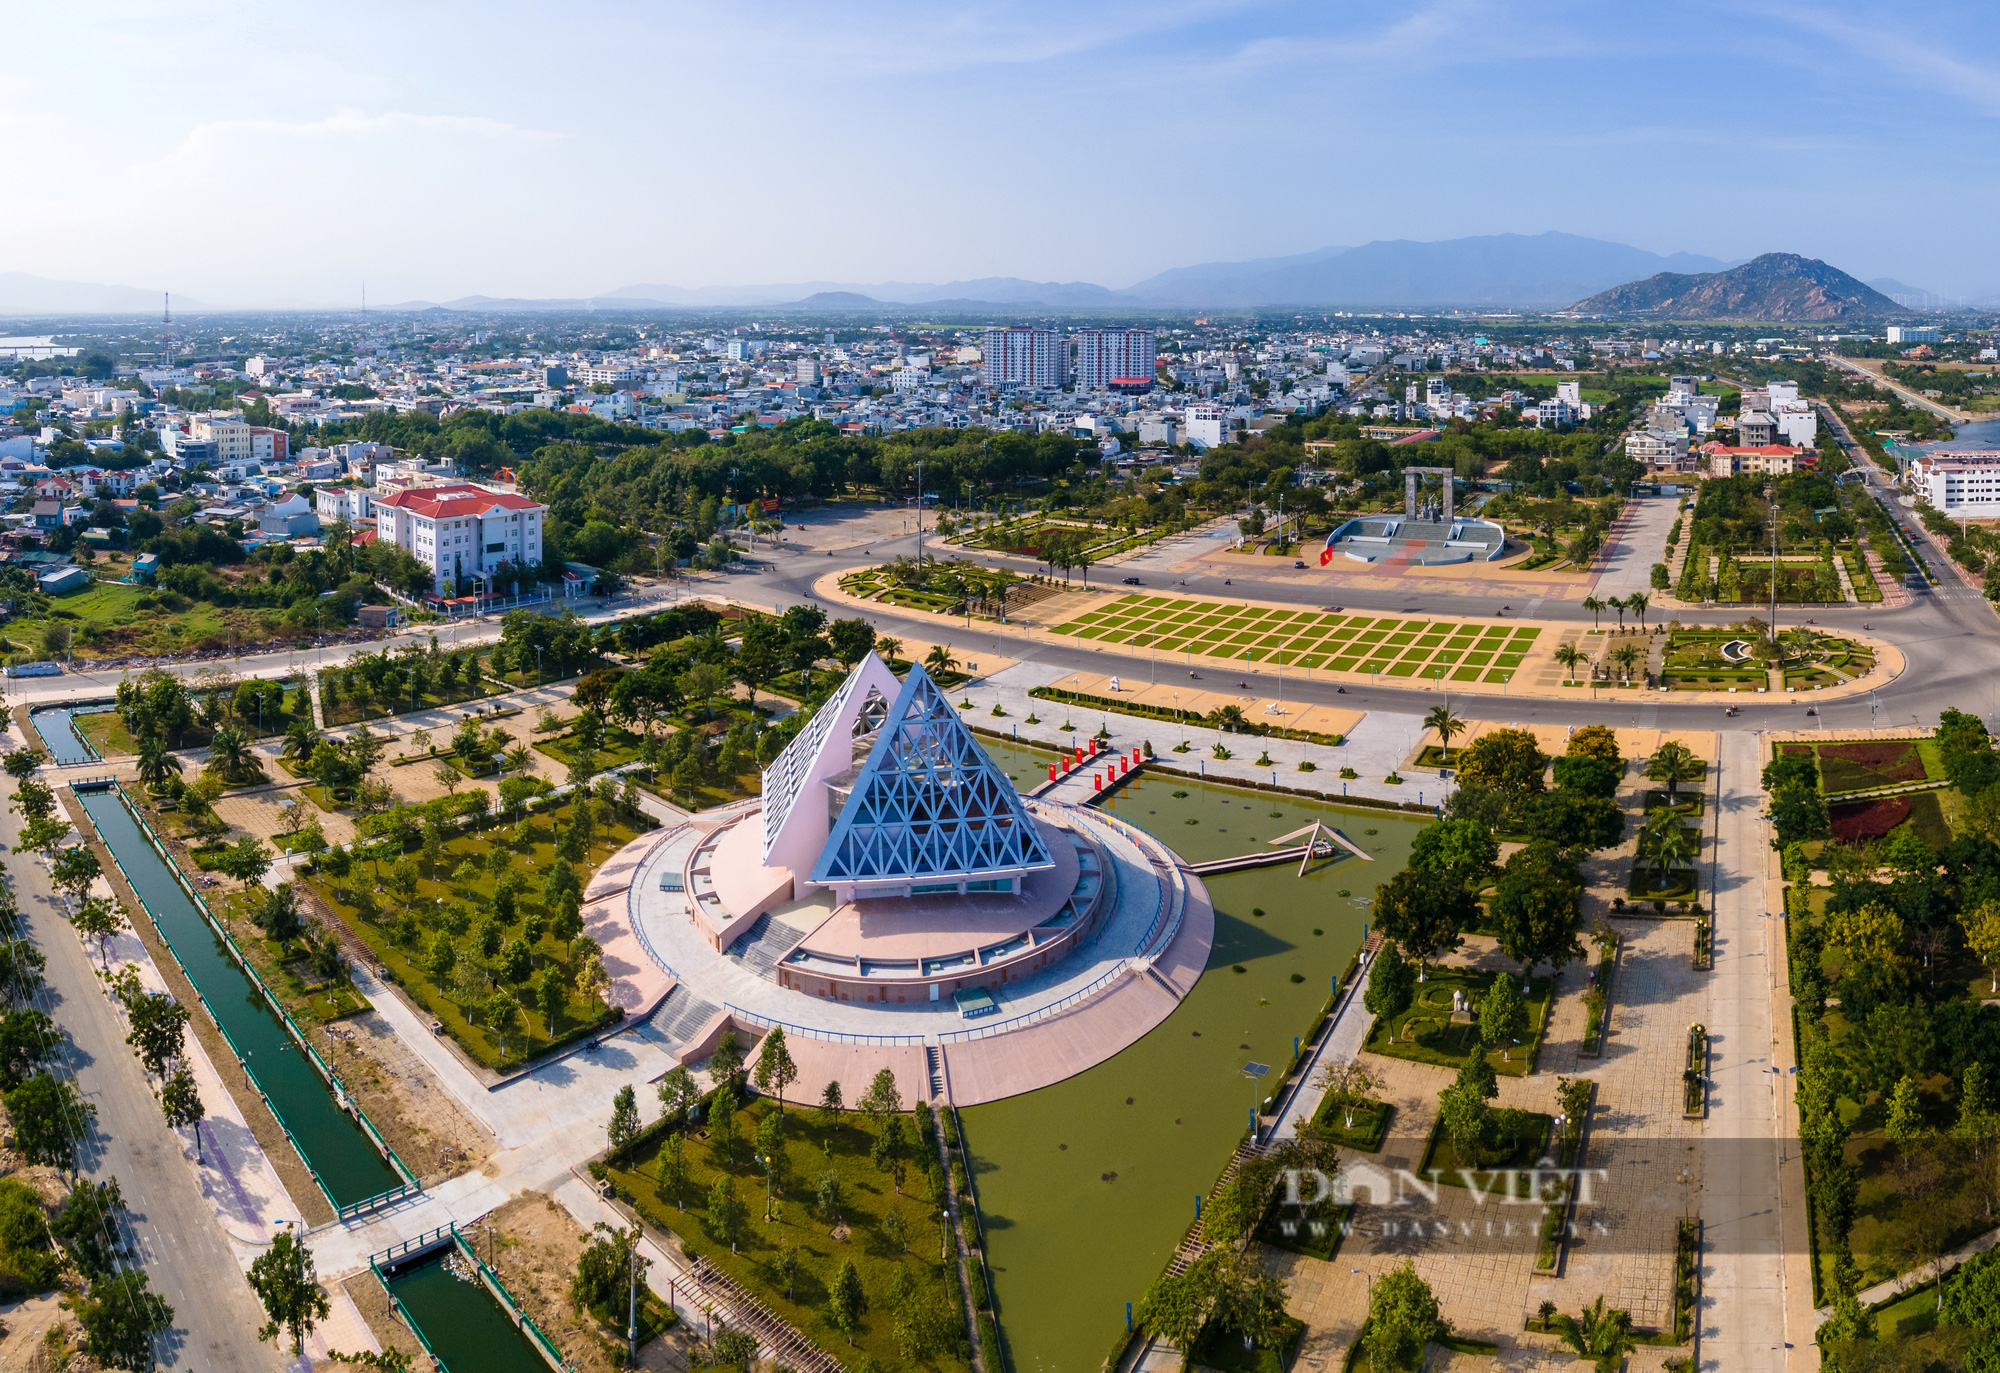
0, 771, 279, 1371
1823, 352, 1974, 426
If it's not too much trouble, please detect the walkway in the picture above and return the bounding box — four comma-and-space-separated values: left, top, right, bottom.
1, 760, 282, 1371
1701, 731, 1794, 1369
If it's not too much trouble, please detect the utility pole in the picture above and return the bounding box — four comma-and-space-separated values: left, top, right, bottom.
915, 458, 925, 567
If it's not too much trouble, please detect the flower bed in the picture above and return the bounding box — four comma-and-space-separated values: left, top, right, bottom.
1810, 738, 1928, 791
1827, 794, 1912, 843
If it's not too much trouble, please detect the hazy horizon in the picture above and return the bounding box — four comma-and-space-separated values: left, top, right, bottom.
5, 2, 1998, 306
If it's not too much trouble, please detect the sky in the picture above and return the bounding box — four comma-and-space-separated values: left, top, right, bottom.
4, 0, 2000, 305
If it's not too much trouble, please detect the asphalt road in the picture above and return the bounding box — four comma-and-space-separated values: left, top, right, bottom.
0, 778, 280, 1371
5, 462, 1995, 738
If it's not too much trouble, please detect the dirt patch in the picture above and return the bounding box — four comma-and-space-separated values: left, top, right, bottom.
319, 1011, 494, 1178
1829, 794, 1912, 843
480, 1191, 689, 1373
342, 1270, 428, 1367
0, 1294, 84, 1372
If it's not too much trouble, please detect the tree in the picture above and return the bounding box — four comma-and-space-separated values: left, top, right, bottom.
1423, 699, 1465, 760
1824, 902, 1906, 969
221, 835, 273, 895
923, 643, 958, 678
709, 1026, 745, 1084
1456, 728, 1546, 816
1480, 974, 1528, 1062
1963, 900, 2000, 994
159, 1066, 206, 1160
1408, 817, 1498, 892
2, 747, 45, 781
825, 1257, 867, 1343
1552, 1295, 1636, 1372
1521, 790, 1626, 855
1552, 642, 1585, 684
1769, 785, 1829, 846
1885, 1075, 1927, 1170
571, 1223, 645, 1319
535, 966, 566, 1036
754, 1025, 799, 1112
1372, 869, 1474, 981
1136, 1256, 1219, 1349
79, 1269, 174, 1371
872, 1115, 908, 1193
819, 1079, 844, 1127
1363, 1262, 1448, 1373
247, 1228, 331, 1357
1313, 1057, 1378, 1130
1549, 753, 1621, 799
827, 618, 877, 667
207, 724, 257, 781
1565, 724, 1620, 768
859, 1067, 903, 1127
607, 1084, 641, 1153
51, 845, 101, 907
1438, 1080, 1491, 1170
5, 1072, 93, 1171
53, 1176, 128, 1279
657, 1131, 692, 1210
0, 1009, 58, 1089
707, 1175, 749, 1253
69, 896, 122, 972
1645, 741, 1704, 803
1491, 840, 1584, 975
125, 992, 189, 1079
657, 1064, 701, 1123
1363, 939, 1415, 1018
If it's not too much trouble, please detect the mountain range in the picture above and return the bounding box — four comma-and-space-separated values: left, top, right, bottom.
0, 234, 1927, 316
1568, 254, 1906, 321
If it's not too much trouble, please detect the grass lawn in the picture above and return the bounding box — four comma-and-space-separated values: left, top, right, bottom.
1417, 1108, 1555, 1197
1830, 1074, 1996, 1288
533, 725, 649, 773
299, 798, 644, 1069
1309, 1096, 1393, 1153
603, 1100, 969, 1372
162, 854, 371, 1028
1189, 1315, 1305, 1372
1627, 867, 1699, 901
1362, 967, 1552, 1078
73, 708, 140, 757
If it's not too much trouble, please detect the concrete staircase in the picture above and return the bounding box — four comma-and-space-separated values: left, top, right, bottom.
726, 912, 807, 979
647, 983, 720, 1051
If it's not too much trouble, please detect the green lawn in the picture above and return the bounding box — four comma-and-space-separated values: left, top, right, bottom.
1362, 968, 1552, 1078
533, 724, 649, 773
1417, 1109, 1555, 1198
73, 708, 140, 757
300, 798, 644, 1069
603, 1100, 969, 1373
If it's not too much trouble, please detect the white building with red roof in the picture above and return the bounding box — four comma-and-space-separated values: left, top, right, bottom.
372, 481, 545, 596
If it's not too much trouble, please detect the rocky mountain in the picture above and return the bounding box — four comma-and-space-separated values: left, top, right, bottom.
1569, 253, 1906, 321
1120, 233, 1736, 308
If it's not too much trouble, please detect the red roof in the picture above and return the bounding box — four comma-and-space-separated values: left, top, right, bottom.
373, 483, 541, 519
353, 529, 378, 547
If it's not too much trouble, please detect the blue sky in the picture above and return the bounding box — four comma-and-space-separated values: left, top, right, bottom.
4, 1, 1998, 304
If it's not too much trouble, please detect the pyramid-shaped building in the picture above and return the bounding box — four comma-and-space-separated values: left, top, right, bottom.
761, 654, 1054, 903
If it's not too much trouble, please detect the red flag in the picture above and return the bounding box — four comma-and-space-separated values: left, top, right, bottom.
1319, 545, 1333, 566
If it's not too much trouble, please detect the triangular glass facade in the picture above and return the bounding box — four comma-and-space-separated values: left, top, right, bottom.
760, 656, 900, 864
809, 662, 1054, 886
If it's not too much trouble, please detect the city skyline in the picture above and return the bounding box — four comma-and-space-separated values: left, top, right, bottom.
6, 2, 2000, 305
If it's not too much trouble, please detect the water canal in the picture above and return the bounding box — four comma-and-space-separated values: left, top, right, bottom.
30, 703, 111, 766
379, 1241, 555, 1373
74, 785, 408, 1211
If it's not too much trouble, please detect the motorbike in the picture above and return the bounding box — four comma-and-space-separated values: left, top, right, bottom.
1336, 686, 1347, 694
1224, 579, 1232, 585
1806, 707, 1818, 716
1724, 706, 1740, 716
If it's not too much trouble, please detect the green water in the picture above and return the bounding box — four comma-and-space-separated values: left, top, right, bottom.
384, 1249, 552, 1373
76, 789, 403, 1208
961, 772, 1428, 1373
978, 734, 1063, 790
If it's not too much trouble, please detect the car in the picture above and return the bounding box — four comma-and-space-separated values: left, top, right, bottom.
1121, 576, 1142, 585
1293, 560, 1306, 569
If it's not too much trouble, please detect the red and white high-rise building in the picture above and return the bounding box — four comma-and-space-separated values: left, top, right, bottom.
1072, 328, 1157, 390
373, 482, 546, 596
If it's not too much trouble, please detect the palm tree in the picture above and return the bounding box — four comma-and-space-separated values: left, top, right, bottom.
1645, 741, 1703, 804
1581, 595, 1604, 629
1553, 1295, 1636, 1372
135, 737, 182, 791
1611, 642, 1643, 684
924, 643, 958, 679
1646, 812, 1696, 892
1552, 643, 1584, 685
875, 636, 904, 667
1423, 699, 1466, 762
278, 721, 315, 769
1627, 591, 1649, 629
1609, 596, 1628, 631
208, 726, 254, 781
